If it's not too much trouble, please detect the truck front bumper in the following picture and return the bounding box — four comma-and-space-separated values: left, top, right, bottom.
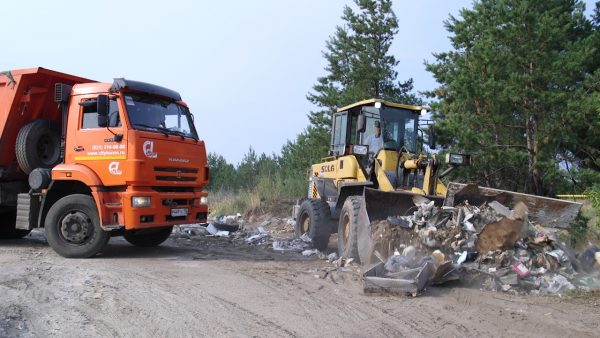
98, 187, 208, 230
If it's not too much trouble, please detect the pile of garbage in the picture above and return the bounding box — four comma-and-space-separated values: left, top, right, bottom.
368, 198, 600, 296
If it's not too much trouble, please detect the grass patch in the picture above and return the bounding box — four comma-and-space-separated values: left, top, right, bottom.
208, 175, 307, 217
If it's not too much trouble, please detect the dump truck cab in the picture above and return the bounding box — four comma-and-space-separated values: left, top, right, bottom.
59, 79, 208, 230
0, 68, 208, 258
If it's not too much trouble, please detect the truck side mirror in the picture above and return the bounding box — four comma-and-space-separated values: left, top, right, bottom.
97, 95, 109, 127
428, 126, 437, 149
357, 114, 366, 133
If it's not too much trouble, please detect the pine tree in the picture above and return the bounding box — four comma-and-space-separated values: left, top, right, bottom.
426, 0, 595, 195
282, 0, 419, 178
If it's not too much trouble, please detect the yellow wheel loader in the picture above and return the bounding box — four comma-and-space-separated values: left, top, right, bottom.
294, 99, 582, 263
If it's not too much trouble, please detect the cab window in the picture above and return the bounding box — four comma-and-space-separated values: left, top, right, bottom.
81, 98, 121, 129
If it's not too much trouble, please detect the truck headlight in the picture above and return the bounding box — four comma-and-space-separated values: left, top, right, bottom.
352, 145, 368, 156
132, 197, 152, 208
200, 196, 208, 205
445, 153, 472, 166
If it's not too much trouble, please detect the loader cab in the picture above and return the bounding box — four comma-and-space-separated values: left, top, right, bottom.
330, 99, 424, 157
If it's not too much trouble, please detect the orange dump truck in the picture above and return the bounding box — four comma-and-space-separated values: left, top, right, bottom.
0, 68, 209, 257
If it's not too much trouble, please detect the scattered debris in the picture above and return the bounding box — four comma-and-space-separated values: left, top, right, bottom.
245, 227, 270, 244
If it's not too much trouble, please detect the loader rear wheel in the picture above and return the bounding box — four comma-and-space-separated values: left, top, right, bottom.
338, 196, 362, 261
16, 119, 61, 174
0, 210, 31, 239
44, 194, 109, 258
295, 199, 331, 251
123, 226, 173, 247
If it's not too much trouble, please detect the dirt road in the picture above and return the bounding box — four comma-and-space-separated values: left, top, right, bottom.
1, 229, 599, 338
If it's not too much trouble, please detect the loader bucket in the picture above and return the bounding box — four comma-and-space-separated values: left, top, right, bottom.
357, 188, 444, 264
363, 187, 444, 222
444, 183, 582, 228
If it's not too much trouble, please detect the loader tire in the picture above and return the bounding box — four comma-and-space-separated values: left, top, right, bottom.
45, 194, 109, 258
123, 226, 173, 247
295, 199, 331, 251
16, 119, 61, 174
0, 209, 31, 239
338, 196, 362, 261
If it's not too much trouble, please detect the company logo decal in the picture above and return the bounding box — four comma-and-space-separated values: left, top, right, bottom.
109, 162, 122, 175
320, 164, 335, 173
143, 141, 158, 158
168, 157, 190, 163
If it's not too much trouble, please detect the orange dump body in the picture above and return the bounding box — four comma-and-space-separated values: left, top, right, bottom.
0, 68, 92, 180
0, 67, 208, 230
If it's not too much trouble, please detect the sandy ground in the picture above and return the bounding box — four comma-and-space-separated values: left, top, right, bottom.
1, 229, 599, 338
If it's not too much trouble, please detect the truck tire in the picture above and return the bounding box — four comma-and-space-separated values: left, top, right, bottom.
337, 196, 362, 261
295, 199, 331, 251
44, 194, 109, 258
123, 226, 173, 247
16, 119, 61, 174
0, 210, 31, 239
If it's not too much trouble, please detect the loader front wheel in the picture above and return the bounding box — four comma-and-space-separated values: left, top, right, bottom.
45, 194, 109, 258
338, 196, 362, 261
295, 199, 331, 251
124, 226, 173, 247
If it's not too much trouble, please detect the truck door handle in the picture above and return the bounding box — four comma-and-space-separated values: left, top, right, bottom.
74, 146, 84, 152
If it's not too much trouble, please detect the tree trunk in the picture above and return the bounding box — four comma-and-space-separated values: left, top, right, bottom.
525, 114, 542, 195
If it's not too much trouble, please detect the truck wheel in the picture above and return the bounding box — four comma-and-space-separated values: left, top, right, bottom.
338, 196, 362, 261
123, 226, 173, 247
44, 194, 109, 258
16, 119, 61, 174
0, 210, 31, 239
295, 199, 331, 251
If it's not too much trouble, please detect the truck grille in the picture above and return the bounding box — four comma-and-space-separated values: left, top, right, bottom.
154, 166, 198, 182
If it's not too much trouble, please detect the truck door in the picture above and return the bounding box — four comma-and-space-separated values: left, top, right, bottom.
73, 96, 127, 185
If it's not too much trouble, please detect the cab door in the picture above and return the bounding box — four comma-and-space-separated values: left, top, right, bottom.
72, 96, 127, 186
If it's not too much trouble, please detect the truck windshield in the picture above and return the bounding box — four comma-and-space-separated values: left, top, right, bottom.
124, 94, 198, 139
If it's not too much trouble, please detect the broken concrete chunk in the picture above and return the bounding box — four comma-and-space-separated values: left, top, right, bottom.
489, 200, 511, 217
206, 223, 219, 235
302, 249, 319, 256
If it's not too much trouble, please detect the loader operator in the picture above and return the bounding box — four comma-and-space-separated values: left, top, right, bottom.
364, 120, 383, 156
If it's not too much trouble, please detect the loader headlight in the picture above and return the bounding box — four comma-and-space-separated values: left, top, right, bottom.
200, 196, 208, 205
445, 153, 471, 166
132, 196, 152, 208
352, 145, 369, 156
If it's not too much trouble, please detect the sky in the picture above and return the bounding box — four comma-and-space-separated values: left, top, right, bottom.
1, 1, 597, 164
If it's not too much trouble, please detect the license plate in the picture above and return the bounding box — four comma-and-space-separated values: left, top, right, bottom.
171, 208, 188, 217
